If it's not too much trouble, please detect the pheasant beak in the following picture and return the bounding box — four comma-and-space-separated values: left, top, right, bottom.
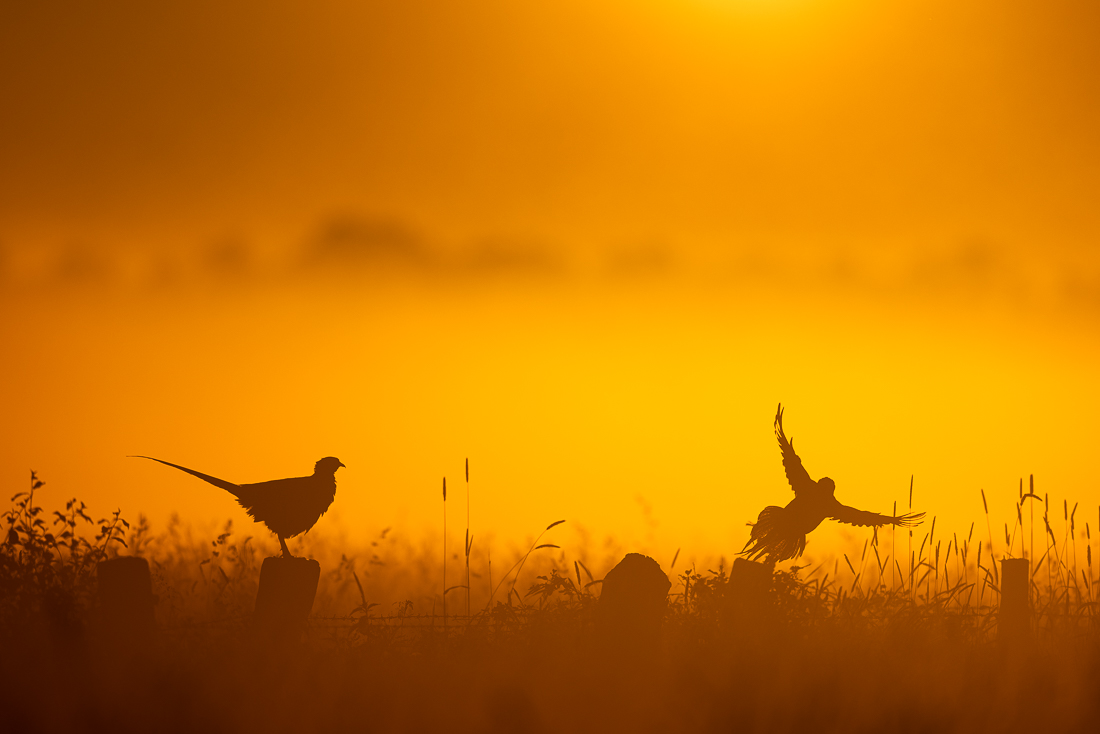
338, 461, 346, 468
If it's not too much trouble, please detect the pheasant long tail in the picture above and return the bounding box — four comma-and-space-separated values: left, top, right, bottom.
129, 456, 242, 497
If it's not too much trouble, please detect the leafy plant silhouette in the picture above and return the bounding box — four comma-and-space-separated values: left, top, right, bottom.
1, 471, 129, 628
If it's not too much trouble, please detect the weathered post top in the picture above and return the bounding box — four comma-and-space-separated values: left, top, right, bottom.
999, 557, 1030, 643
253, 556, 321, 640
97, 556, 155, 631
598, 553, 671, 653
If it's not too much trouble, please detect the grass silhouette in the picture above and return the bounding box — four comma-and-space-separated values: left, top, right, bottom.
2, 470, 1099, 733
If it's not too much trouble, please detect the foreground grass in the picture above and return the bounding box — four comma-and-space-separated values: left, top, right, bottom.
2, 473, 1099, 733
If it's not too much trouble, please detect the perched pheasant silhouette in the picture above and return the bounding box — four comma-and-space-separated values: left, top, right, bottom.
741, 405, 924, 564
131, 456, 345, 557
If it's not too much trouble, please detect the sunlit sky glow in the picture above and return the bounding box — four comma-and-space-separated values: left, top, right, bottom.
2, 0, 1098, 569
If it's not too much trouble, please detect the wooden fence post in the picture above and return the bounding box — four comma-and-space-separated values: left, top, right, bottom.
999, 557, 1030, 642
253, 557, 320, 641
96, 556, 156, 641
597, 553, 671, 652
724, 557, 772, 629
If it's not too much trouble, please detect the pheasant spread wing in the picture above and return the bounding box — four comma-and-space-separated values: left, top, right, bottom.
830, 503, 926, 528
775, 404, 815, 497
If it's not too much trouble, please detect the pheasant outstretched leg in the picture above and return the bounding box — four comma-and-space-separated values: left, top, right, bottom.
278, 535, 293, 558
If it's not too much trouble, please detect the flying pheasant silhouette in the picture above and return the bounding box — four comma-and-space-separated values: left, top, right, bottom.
131, 456, 345, 558
741, 405, 924, 564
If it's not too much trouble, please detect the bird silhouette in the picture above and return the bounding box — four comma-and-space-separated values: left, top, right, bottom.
741, 405, 924, 564
131, 456, 345, 558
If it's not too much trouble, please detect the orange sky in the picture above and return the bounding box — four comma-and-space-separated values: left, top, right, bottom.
2, 0, 1099, 569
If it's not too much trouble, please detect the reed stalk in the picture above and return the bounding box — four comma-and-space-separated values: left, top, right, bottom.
908, 476, 914, 598
442, 476, 447, 628
465, 458, 471, 618
981, 490, 997, 583
892, 500, 897, 592
1087, 522, 1093, 606
487, 519, 565, 608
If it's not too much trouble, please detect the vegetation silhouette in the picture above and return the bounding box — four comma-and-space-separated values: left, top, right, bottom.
742, 404, 925, 564
130, 456, 344, 557
3, 467, 1100, 733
